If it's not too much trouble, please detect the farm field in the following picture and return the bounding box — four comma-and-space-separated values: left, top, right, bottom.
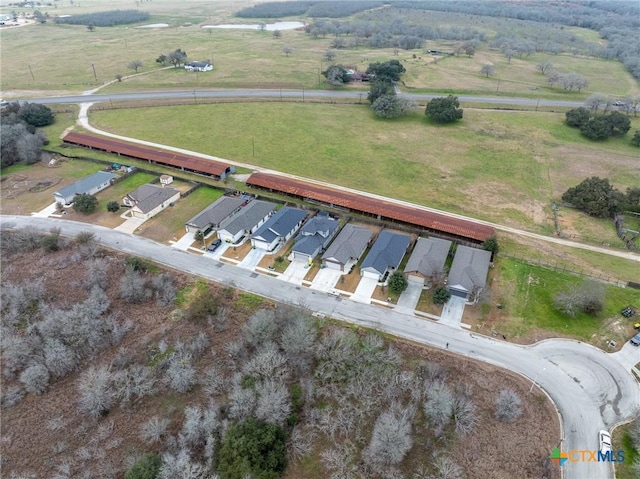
1, 1, 638, 100
89, 103, 640, 234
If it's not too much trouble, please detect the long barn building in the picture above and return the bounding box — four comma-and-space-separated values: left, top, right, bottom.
246, 172, 495, 243
62, 132, 235, 180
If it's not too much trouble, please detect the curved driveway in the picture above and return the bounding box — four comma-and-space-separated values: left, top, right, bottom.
2, 216, 638, 479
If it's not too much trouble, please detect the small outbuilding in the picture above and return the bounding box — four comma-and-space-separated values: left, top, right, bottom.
321, 223, 373, 272
360, 230, 411, 281
123, 183, 181, 220
251, 207, 307, 251
184, 61, 213, 72
53, 171, 117, 206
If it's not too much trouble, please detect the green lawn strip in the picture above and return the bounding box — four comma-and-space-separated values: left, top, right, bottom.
494, 258, 640, 341
95, 171, 158, 205
613, 423, 639, 479
137, 185, 224, 239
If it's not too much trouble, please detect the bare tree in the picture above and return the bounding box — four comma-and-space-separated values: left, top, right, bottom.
119, 266, 149, 304
283, 46, 293, 56
272, 29, 282, 39
140, 415, 170, 445
159, 449, 207, 479
244, 309, 279, 349
43, 338, 77, 377
203, 364, 225, 396
152, 273, 176, 306
116, 364, 156, 405
255, 379, 291, 425
324, 49, 337, 62
227, 379, 256, 422
480, 64, 495, 78
554, 280, 605, 317
1, 385, 25, 408
363, 404, 413, 467
128, 60, 143, 73
85, 258, 109, 290
495, 389, 523, 422
430, 454, 463, 479
423, 381, 453, 436
166, 353, 197, 393
451, 393, 477, 436
19, 362, 50, 394
536, 61, 553, 75
77, 366, 116, 417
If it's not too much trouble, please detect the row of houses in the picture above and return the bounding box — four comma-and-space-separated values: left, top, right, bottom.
185, 197, 491, 302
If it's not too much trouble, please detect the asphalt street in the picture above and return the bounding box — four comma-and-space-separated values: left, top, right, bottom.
2, 215, 638, 479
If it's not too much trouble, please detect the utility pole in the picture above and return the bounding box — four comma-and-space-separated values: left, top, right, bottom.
91, 63, 97, 82
28, 64, 35, 80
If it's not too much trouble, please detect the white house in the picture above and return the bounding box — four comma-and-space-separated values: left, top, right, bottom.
184, 61, 213, 72
123, 184, 181, 220
291, 214, 339, 262
217, 200, 276, 244
53, 171, 117, 206
321, 223, 373, 272
360, 230, 411, 281
250, 207, 307, 251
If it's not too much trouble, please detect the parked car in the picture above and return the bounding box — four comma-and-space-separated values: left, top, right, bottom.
621, 306, 636, 318
207, 239, 222, 252
599, 430, 612, 453
630, 332, 640, 346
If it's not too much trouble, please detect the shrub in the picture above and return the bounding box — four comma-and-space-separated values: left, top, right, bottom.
139, 416, 170, 445
119, 266, 149, 304
77, 366, 116, 417
107, 201, 120, 212
216, 418, 287, 479
426, 95, 464, 123
363, 406, 413, 466
73, 194, 98, 214
388, 271, 408, 294
126, 453, 161, 479
18, 102, 55, 127
495, 389, 523, 422
433, 286, 451, 305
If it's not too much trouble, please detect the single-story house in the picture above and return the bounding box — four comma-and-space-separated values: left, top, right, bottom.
447, 245, 492, 303
404, 237, 452, 285
291, 214, 339, 262
184, 61, 213, 72
321, 223, 373, 272
184, 196, 245, 233
122, 184, 181, 220
217, 200, 277, 244
360, 230, 411, 281
251, 207, 307, 251
53, 171, 117, 205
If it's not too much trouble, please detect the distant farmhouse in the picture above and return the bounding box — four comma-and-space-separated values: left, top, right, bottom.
184, 61, 213, 72
123, 184, 180, 220
53, 171, 116, 206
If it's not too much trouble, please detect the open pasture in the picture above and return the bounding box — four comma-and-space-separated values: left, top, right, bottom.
90, 103, 640, 233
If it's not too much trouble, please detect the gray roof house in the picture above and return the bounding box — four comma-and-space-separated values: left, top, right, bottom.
321, 223, 373, 272
291, 215, 339, 262
185, 196, 245, 232
123, 184, 181, 220
405, 237, 452, 284
447, 245, 492, 302
53, 171, 117, 205
360, 230, 411, 280
217, 200, 277, 243
251, 207, 307, 251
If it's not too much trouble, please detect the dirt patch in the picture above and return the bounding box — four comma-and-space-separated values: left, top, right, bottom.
1, 173, 62, 199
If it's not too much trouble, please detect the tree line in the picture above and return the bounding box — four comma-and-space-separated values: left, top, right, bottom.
0, 102, 53, 169
235, 1, 383, 19
54, 9, 149, 27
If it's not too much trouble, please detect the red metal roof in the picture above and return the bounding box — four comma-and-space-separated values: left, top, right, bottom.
246, 172, 495, 242
63, 132, 231, 178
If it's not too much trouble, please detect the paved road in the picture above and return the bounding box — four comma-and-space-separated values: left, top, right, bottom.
16, 88, 587, 108
2, 215, 638, 479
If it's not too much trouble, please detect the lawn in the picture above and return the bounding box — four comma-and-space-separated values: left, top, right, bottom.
613, 421, 640, 479
90, 103, 640, 233
136, 185, 224, 242
489, 258, 640, 345
96, 171, 157, 204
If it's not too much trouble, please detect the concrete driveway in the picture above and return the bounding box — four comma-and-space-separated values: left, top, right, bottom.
237, 247, 267, 270
172, 231, 196, 251
311, 267, 343, 293
115, 215, 147, 234
396, 281, 423, 312
32, 202, 59, 218
610, 342, 640, 370
351, 276, 378, 304
206, 242, 229, 260
439, 295, 466, 326
279, 260, 310, 285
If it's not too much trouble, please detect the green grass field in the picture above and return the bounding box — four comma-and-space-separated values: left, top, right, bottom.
89, 103, 640, 233
493, 258, 640, 342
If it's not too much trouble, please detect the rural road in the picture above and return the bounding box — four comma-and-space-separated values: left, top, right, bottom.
17, 88, 587, 109
2, 215, 638, 479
